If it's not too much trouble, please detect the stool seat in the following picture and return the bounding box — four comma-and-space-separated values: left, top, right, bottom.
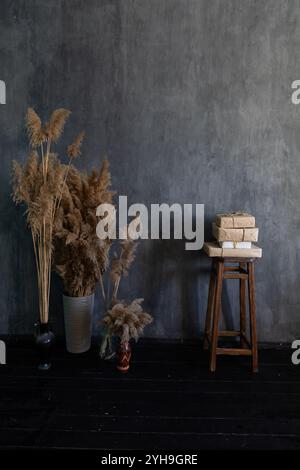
203, 248, 260, 373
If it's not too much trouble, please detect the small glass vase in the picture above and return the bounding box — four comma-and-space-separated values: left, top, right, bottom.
117, 341, 132, 373
99, 327, 117, 360
34, 322, 55, 370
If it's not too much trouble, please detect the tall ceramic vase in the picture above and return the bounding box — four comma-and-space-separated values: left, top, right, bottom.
63, 293, 94, 353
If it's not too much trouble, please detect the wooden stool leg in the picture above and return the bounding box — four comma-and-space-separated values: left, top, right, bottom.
203, 260, 216, 350
248, 262, 258, 373
209, 260, 224, 372
239, 263, 247, 348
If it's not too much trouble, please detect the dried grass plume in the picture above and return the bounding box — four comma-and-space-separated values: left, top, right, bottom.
103, 298, 153, 344
12, 107, 74, 323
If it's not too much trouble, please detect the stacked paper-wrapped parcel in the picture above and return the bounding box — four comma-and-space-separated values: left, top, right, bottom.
203, 212, 262, 258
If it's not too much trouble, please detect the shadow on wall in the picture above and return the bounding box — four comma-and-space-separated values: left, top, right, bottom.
6, 203, 39, 334
139, 237, 213, 340
135, 215, 237, 340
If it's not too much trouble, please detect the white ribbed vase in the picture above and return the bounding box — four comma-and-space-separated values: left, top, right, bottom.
63, 293, 94, 353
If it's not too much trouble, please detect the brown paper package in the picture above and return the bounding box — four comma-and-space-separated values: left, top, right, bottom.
215, 212, 255, 229
212, 223, 259, 242
204, 242, 262, 258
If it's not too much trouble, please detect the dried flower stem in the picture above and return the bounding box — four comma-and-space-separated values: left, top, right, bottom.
99, 274, 106, 301
12, 108, 72, 324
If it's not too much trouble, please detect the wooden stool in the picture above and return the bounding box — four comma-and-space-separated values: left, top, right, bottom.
203, 257, 258, 373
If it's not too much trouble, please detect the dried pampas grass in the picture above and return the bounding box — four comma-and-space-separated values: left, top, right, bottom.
103, 298, 153, 344
100, 215, 153, 358
67, 131, 85, 159
26, 108, 46, 147
12, 107, 79, 324
110, 238, 137, 300
44, 109, 71, 142
53, 160, 114, 297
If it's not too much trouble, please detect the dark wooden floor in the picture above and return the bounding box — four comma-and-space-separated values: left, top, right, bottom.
0, 339, 300, 450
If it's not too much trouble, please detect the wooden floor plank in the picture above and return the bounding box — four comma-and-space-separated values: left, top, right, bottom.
0, 340, 299, 450
2, 375, 300, 394
33, 430, 300, 450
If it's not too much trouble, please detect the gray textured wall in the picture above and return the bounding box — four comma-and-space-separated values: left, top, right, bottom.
1, 0, 300, 341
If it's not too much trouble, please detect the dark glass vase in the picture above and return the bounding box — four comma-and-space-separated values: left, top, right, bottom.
34, 322, 55, 370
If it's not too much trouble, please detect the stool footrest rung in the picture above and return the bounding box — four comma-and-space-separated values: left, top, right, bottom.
218, 330, 240, 337
223, 273, 248, 280
216, 347, 252, 356
223, 266, 248, 275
